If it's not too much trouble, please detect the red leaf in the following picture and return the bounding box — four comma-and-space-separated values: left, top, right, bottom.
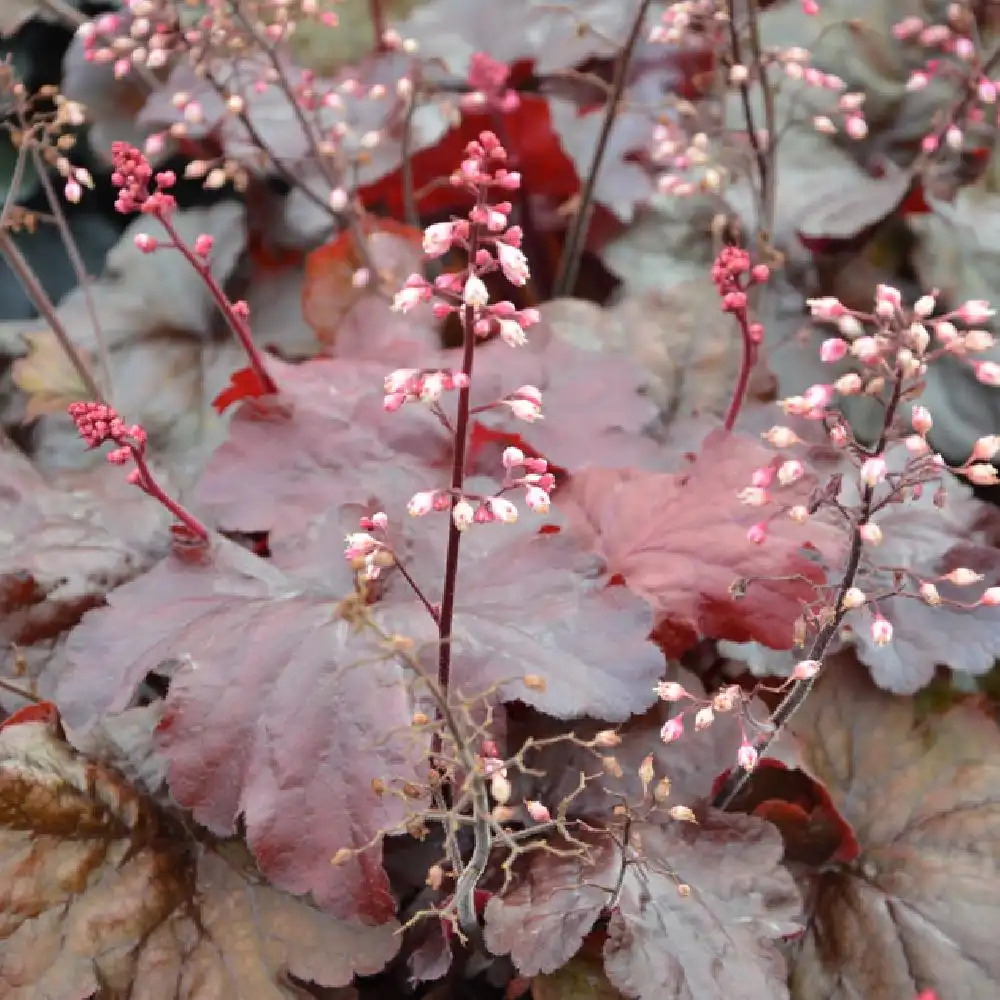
212, 366, 273, 414
485, 817, 801, 997
57, 539, 425, 923
786, 654, 1000, 999
558, 431, 836, 656
717, 758, 860, 867
358, 95, 578, 219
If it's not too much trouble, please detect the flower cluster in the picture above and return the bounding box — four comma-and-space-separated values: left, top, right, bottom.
740, 281, 1000, 652
111, 142, 177, 217
710, 245, 769, 326
68, 401, 209, 543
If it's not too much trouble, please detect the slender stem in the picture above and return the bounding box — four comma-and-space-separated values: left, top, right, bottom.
129, 445, 210, 541
0, 677, 42, 704
369, 0, 388, 50
723, 310, 757, 432
392, 556, 440, 624
0, 141, 29, 230
0, 228, 103, 401
715, 371, 905, 810
553, 0, 652, 297
30, 146, 114, 400
155, 213, 279, 394
437, 212, 483, 691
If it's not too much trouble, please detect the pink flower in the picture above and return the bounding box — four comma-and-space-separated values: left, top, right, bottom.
452, 499, 475, 531
746, 522, 767, 544
524, 800, 551, 823
134, 233, 157, 253
407, 491, 437, 517
524, 486, 550, 512
463, 274, 489, 307
392, 275, 431, 313
496, 240, 530, 286
498, 318, 527, 347
655, 681, 687, 702
955, 299, 994, 324
792, 659, 821, 680
487, 496, 519, 523
737, 742, 758, 771
820, 338, 848, 363
423, 222, 454, 258
660, 717, 684, 744
859, 456, 887, 487
502, 446, 524, 469
806, 297, 846, 320
871, 616, 893, 646
911, 405, 933, 434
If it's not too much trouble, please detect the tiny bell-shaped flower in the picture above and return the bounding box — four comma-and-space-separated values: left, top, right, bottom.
524, 485, 550, 513
978, 587, 1000, 607
496, 240, 530, 286
422, 221, 454, 258
919, 582, 941, 605
502, 446, 524, 469
487, 496, 519, 523
777, 459, 804, 486
858, 521, 883, 545
655, 681, 687, 702
942, 567, 984, 586
746, 522, 767, 545
660, 716, 684, 744
911, 405, 933, 435
694, 706, 714, 731
452, 499, 475, 531
594, 729, 621, 747
524, 800, 551, 823
737, 742, 758, 771
407, 491, 437, 517
842, 587, 867, 609
463, 274, 489, 307
792, 659, 821, 680
859, 456, 888, 487
820, 337, 849, 363
763, 426, 801, 448
871, 615, 893, 647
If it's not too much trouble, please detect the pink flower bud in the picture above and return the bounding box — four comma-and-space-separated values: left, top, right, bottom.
694, 706, 714, 731
193, 233, 213, 257
524, 486, 550, 512
978, 587, 1000, 606
911, 405, 933, 434
871, 616, 893, 646
845, 115, 868, 140
777, 460, 804, 486
746, 522, 767, 545
792, 659, 821, 680
943, 567, 984, 586
967, 463, 1000, 486
762, 426, 800, 448
524, 800, 551, 823
920, 582, 941, 605
972, 362, 1000, 386
463, 274, 489, 307
860, 457, 887, 487
496, 240, 530, 286
64, 179, 82, 203
487, 496, 519, 523
656, 681, 687, 702
660, 717, 684, 744
737, 742, 758, 771
502, 446, 524, 468
971, 435, 1000, 461
913, 294, 936, 318
875, 284, 902, 317
842, 587, 866, 609
859, 521, 883, 544
955, 299, 994, 324
371, 511, 388, 530
134, 233, 157, 253
820, 338, 849, 363
806, 296, 846, 320
452, 499, 475, 531
850, 336, 880, 363
422, 221, 454, 257
407, 491, 437, 517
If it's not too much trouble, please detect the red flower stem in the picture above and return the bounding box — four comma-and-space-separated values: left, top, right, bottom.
369, 0, 388, 50
155, 213, 278, 396
723, 307, 758, 432
128, 444, 210, 542
437, 203, 484, 692
392, 556, 440, 624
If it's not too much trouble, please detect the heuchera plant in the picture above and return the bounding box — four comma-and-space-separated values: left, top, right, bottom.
4, 1, 1000, 998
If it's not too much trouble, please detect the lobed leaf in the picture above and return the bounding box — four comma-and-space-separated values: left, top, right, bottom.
0, 706, 399, 998
786, 654, 1000, 1000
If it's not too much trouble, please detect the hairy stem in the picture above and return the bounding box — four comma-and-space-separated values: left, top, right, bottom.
129, 445, 210, 541
0, 228, 103, 400
155, 213, 279, 395
715, 369, 905, 810
437, 215, 483, 691
553, 0, 652, 297
723, 308, 758, 432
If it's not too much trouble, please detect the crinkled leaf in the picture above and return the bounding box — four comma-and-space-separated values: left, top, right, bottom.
387, 525, 665, 721
56, 538, 422, 921
0, 438, 167, 648
786, 654, 1000, 1000
485, 815, 801, 998
195, 356, 437, 545
558, 430, 834, 656
0, 707, 399, 998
